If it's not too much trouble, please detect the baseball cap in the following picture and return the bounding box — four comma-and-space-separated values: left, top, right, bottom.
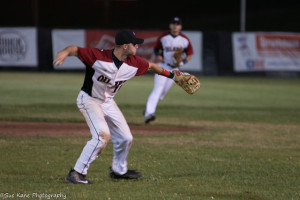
170, 17, 182, 25
115, 30, 144, 45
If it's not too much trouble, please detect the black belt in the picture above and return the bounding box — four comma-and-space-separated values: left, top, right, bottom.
164, 62, 177, 68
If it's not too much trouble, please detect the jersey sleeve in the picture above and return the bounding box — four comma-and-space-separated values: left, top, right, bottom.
179, 33, 194, 56
77, 47, 99, 66
134, 56, 149, 76
185, 40, 194, 55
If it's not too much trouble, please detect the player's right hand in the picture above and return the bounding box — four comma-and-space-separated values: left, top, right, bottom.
53, 50, 69, 66
53, 46, 79, 66
154, 55, 163, 63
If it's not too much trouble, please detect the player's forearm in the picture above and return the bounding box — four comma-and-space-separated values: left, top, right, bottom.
148, 62, 174, 79
148, 62, 162, 74
62, 45, 78, 56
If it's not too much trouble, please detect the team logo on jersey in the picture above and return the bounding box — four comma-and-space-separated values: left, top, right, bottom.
97, 75, 126, 93
97, 75, 111, 83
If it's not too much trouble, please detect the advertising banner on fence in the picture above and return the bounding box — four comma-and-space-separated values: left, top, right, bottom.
182, 31, 202, 72
52, 29, 202, 71
0, 27, 38, 67
85, 29, 163, 62
233, 32, 300, 72
52, 29, 85, 69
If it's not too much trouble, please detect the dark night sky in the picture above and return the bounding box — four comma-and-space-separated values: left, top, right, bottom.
1, 0, 300, 32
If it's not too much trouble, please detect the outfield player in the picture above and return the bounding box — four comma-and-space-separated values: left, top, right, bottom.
144, 17, 194, 123
53, 30, 176, 184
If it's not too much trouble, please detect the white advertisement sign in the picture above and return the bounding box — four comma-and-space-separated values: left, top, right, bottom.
52, 29, 202, 71
182, 31, 202, 71
0, 27, 38, 67
233, 32, 300, 72
52, 29, 85, 69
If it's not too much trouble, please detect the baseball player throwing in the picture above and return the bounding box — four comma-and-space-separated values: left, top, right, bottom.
144, 17, 194, 123
53, 30, 200, 184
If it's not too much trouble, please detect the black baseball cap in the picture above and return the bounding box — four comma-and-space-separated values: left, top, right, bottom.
170, 17, 183, 25
115, 30, 144, 45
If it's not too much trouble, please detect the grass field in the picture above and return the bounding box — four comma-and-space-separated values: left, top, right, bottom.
0, 72, 299, 200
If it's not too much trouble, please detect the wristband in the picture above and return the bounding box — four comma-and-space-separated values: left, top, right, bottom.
182, 59, 188, 64
160, 68, 174, 79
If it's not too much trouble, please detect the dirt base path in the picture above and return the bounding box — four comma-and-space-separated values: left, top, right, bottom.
0, 121, 201, 137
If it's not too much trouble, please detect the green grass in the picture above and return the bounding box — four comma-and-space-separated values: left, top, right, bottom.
1, 72, 300, 125
0, 72, 300, 200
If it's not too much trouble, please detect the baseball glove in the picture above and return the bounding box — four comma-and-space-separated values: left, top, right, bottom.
173, 50, 183, 67
173, 70, 200, 94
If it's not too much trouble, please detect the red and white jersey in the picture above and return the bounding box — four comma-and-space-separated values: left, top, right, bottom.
77, 47, 149, 102
155, 32, 194, 66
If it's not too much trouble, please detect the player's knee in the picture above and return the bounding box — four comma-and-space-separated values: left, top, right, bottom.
98, 131, 111, 144
87, 138, 102, 148
122, 134, 133, 146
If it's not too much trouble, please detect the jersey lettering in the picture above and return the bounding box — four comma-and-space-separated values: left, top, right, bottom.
165, 47, 183, 52
97, 75, 111, 84
113, 80, 126, 93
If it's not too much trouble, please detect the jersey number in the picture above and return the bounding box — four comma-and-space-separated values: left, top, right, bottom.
97, 75, 126, 93
114, 80, 126, 93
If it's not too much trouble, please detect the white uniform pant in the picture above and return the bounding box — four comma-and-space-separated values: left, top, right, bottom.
145, 63, 178, 117
74, 91, 133, 175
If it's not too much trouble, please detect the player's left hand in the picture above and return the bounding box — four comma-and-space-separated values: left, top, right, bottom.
173, 70, 200, 94
173, 50, 183, 67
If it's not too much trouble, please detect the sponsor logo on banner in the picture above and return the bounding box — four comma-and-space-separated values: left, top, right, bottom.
0, 31, 27, 62
246, 59, 265, 70
85, 30, 164, 61
236, 34, 252, 57
256, 34, 300, 57
233, 32, 300, 72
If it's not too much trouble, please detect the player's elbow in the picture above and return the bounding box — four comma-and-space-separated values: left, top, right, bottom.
148, 62, 158, 74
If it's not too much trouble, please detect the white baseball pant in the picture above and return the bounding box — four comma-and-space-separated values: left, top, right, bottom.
145, 63, 178, 118
74, 91, 133, 175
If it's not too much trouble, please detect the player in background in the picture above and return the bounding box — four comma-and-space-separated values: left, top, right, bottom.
53, 30, 176, 184
143, 17, 194, 124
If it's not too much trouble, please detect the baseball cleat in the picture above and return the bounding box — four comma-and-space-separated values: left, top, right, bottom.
109, 167, 142, 179
142, 108, 146, 116
65, 169, 92, 184
144, 114, 155, 124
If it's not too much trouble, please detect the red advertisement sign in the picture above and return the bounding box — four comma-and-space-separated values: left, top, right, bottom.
85, 30, 164, 61
256, 34, 300, 57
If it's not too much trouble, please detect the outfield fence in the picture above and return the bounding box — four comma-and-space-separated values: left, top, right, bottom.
0, 27, 299, 77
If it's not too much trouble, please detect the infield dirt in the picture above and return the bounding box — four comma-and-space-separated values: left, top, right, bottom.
0, 121, 202, 137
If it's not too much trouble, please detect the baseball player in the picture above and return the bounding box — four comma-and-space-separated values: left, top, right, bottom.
53, 30, 180, 184
144, 17, 194, 123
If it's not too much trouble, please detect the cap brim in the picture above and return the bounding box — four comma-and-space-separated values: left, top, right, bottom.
135, 38, 144, 44
171, 21, 182, 25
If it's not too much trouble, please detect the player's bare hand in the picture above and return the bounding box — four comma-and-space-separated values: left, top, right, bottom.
53, 46, 78, 66
154, 55, 163, 63
53, 50, 69, 66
